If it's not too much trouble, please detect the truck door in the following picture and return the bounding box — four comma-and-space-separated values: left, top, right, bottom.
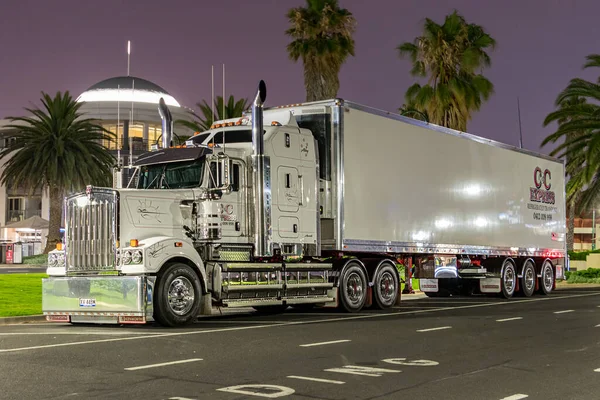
210, 159, 245, 238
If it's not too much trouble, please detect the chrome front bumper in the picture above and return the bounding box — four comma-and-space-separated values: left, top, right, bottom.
42, 276, 155, 324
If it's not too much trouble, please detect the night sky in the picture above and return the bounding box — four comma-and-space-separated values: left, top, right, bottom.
1, 0, 598, 154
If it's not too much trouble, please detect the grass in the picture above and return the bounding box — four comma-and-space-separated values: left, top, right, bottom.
21, 254, 47, 265
0, 273, 46, 317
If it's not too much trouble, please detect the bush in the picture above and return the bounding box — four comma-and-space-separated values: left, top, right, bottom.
568, 249, 600, 261
566, 268, 600, 284
22, 254, 47, 265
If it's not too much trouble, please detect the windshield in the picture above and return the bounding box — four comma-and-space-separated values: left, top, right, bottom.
136, 160, 205, 189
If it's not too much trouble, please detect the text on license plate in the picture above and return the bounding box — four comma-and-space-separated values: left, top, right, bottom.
79, 298, 96, 307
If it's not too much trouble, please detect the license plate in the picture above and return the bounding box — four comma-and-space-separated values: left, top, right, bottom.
79, 298, 96, 307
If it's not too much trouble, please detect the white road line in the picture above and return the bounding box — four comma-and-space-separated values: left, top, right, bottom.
287, 375, 345, 385
595, 368, 600, 372
1, 291, 599, 354
554, 310, 575, 314
300, 339, 351, 347
124, 358, 203, 371
0, 331, 165, 336
416, 326, 451, 332
500, 394, 528, 400
496, 317, 523, 322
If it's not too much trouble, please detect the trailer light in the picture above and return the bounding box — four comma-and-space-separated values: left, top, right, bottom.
130, 239, 139, 247
56, 243, 63, 251
174, 242, 183, 248
116, 240, 120, 249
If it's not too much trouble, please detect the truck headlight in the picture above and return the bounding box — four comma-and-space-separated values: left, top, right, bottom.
122, 250, 132, 265
48, 254, 57, 267
131, 250, 143, 264
57, 252, 65, 266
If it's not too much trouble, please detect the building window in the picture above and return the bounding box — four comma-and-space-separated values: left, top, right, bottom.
102, 123, 124, 150
129, 123, 145, 152
8, 197, 24, 222
148, 125, 162, 150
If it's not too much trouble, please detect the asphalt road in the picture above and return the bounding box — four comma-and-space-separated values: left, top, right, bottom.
1, 287, 599, 400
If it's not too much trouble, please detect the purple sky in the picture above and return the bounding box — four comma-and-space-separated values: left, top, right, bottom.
1, 0, 598, 154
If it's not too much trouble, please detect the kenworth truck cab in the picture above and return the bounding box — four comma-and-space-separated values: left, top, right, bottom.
42, 81, 371, 326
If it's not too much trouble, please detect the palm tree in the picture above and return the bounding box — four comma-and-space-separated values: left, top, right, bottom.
542, 54, 600, 215
542, 96, 587, 251
177, 95, 249, 133
398, 11, 495, 131
0, 91, 115, 253
286, 0, 356, 102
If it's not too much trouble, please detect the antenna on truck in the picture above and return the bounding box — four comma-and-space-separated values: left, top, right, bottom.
517, 96, 523, 149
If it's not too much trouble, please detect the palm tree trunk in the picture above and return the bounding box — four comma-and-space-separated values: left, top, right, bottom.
44, 186, 63, 254
566, 202, 575, 252
566, 191, 581, 252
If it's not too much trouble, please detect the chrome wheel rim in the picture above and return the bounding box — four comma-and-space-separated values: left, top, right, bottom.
504, 266, 515, 294
168, 276, 195, 315
543, 264, 553, 291
379, 271, 396, 304
524, 265, 535, 292
345, 272, 364, 305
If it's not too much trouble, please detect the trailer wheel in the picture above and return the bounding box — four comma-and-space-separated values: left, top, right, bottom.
501, 261, 516, 299
539, 260, 554, 295
373, 262, 399, 309
520, 260, 536, 297
154, 262, 202, 327
339, 261, 368, 312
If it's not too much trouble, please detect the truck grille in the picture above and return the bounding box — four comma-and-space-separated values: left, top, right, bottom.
65, 188, 118, 272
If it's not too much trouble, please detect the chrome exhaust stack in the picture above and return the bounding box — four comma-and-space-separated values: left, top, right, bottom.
251, 80, 271, 257
158, 97, 173, 149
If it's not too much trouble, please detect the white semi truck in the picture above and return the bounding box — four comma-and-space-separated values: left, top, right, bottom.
42, 80, 566, 326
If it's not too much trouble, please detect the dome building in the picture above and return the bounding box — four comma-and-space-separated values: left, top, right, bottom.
77, 76, 194, 159
0, 75, 195, 251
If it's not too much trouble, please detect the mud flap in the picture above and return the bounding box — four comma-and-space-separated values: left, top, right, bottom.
420, 278, 439, 293
479, 278, 501, 293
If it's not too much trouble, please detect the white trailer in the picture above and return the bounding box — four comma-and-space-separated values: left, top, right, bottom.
42, 81, 566, 326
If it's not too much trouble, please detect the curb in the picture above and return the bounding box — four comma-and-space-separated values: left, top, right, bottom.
0, 315, 47, 326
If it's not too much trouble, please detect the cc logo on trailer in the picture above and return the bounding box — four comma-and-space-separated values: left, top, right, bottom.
534, 167, 551, 190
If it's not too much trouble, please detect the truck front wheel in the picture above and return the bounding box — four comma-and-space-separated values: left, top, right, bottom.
154, 262, 202, 327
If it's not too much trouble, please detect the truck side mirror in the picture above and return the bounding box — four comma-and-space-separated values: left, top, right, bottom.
207, 153, 231, 194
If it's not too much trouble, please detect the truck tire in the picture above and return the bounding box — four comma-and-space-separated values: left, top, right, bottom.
153, 262, 202, 327
339, 261, 368, 312
501, 261, 516, 299
372, 262, 399, 309
539, 260, 554, 295
520, 260, 536, 297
